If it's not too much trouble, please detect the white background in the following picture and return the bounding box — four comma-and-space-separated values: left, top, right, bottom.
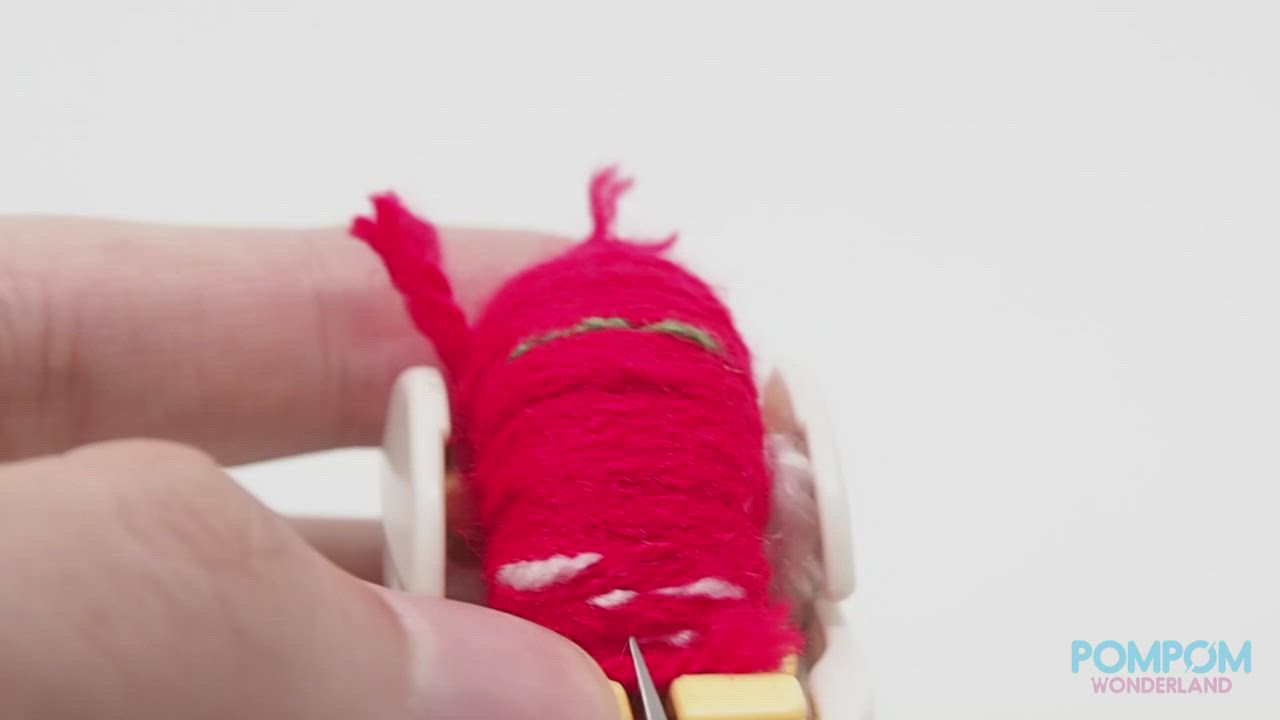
3, 1, 1278, 717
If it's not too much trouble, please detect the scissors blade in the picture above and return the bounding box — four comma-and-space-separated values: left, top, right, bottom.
629, 637, 669, 720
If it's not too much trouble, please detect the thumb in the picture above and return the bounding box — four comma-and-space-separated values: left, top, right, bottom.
374, 588, 621, 720
0, 440, 619, 720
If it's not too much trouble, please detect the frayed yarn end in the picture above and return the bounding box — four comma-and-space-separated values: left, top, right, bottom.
351, 192, 442, 267
586, 166, 677, 251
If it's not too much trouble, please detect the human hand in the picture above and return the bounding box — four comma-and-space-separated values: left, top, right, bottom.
0, 219, 620, 719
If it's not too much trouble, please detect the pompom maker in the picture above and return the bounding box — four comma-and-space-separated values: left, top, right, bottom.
377, 361, 873, 719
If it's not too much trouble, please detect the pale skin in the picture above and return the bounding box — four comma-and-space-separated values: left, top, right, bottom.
0, 219, 621, 719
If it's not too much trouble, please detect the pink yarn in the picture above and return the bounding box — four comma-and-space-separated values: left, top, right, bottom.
352, 169, 800, 688
351, 193, 469, 378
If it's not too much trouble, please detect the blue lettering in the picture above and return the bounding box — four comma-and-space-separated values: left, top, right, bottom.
1161, 640, 1183, 673
1072, 640, 1092, 673
1095, 640, 1125, 673
1219, 641, 1251, 673
1127, 640, 1159, 672
1185, 640, 1213, 673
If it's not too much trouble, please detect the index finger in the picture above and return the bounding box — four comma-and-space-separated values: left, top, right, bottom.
0, 217, 565, 464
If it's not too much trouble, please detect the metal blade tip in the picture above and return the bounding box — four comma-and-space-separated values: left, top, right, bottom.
628, 637, 668, 720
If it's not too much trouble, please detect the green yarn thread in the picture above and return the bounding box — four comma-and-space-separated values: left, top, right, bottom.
507, 316, 721, 360
638, 319, 721, 353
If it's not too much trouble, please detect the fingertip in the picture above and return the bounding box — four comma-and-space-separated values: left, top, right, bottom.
376, 588, 620, 720
436, 227, 571, 318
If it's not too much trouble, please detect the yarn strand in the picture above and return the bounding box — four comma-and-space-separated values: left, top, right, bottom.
351, 193, 470, 379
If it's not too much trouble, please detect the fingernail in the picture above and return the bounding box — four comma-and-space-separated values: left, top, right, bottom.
378, 589, 620, 720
